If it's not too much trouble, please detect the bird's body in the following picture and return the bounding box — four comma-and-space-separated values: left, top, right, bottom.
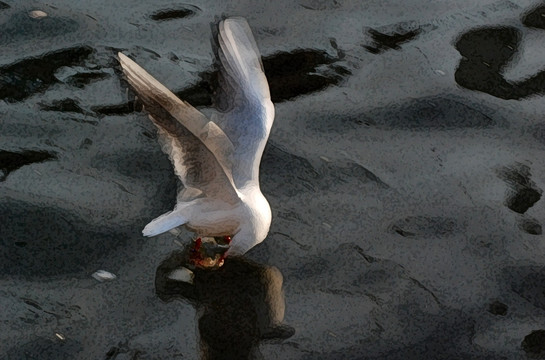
118, 17, 274, 256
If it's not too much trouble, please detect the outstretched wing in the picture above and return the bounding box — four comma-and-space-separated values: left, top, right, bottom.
118, 53, 240, 204
212, 17, 275, 188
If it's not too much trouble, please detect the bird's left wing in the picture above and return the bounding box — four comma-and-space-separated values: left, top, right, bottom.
118, 53, 240, 202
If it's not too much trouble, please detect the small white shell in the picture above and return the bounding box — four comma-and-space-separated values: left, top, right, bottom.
29, 10, 48, 19
91, 270, 117, 282
55, 333, 65, 341
167, 267, 194, 284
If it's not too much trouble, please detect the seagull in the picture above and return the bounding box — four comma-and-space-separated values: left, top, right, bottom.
118, 17, 274, 257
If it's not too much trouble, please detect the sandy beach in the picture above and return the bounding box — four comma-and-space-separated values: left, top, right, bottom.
1, 0, 545, 359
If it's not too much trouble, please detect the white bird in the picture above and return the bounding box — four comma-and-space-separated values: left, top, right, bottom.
118, 17, 274, 257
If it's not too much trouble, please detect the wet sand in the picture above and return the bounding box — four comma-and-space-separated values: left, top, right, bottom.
1, 0, 545, 359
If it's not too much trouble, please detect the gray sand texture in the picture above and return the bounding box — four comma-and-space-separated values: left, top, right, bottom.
1, 0, 545, 359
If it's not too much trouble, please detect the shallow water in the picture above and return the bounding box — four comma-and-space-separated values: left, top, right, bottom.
1, 1, 545, 359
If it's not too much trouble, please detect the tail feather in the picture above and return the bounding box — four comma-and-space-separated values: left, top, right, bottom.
143, 210, 187, 237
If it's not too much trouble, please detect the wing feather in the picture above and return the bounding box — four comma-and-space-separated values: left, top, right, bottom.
212, 18, 275, 187
118, 53, 239, 203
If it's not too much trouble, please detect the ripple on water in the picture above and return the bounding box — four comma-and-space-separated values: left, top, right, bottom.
522, 4, 545, 30
0, 11, 79, 45
149, 5, 200, 21
454, 26, 545, 99
0, 46, 93, 102
260, 144, 387, 198
496, 163, 542, 214
0, 200, 128, 278
504, 266, 545, 311
389, 216, 458, 238
0, 150, 56, 182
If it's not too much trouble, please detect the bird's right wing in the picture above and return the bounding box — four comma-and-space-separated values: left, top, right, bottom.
211, 18, 275, 187
118, 53, 240, 203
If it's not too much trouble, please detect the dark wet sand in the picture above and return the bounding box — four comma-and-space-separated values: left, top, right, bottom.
1, 0, 545, 359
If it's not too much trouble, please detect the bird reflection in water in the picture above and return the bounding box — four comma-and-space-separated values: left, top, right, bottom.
155, 246, 294, 360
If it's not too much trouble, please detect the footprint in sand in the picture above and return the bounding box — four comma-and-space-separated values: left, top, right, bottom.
454, 4, 545, 100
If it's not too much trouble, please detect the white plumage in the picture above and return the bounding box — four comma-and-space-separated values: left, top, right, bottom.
118, 17, 274, 256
